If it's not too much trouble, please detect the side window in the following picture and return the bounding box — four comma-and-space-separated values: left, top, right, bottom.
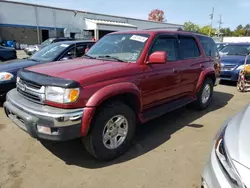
197, 36, 219, 59
75, 45, 87, 57
179, 37, 200, 59
62, 45, 87, 59
149, 37, 178, 61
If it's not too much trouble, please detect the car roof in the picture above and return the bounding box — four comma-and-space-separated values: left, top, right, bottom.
110, 30, 209, 37
225, 42, 250, 46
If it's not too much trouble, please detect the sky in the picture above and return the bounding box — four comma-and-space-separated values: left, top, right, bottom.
7, 0, 250, 29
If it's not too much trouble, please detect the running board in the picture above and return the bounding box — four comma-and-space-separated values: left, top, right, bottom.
141, 97, 195, 120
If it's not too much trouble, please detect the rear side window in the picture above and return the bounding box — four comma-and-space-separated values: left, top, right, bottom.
197, 36, 219, 58
178, 37, 200, 59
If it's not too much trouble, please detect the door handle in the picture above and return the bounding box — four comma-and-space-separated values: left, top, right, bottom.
200, 64, 205, 70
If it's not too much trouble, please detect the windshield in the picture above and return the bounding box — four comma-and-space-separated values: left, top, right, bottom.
41, 38, 53, 46
86, 33, 150, 62
31, 43, 70, 61
220, 44, 250, 55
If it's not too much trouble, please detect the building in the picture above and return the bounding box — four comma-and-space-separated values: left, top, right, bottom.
0, 0, 183, 45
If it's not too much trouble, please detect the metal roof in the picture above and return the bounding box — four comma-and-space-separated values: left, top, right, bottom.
85, 19, 137, 28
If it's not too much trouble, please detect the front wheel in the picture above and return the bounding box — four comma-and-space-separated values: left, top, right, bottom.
193, 78, 214, 110
82, 101, 136, 161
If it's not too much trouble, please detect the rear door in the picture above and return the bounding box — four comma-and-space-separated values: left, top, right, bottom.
197, 36, 220, 77
178, 35, 203, 94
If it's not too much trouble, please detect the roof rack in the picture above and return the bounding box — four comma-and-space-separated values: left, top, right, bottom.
143, 27, 184, 31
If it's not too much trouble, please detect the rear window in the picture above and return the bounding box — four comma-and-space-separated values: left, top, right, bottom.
197, 36, 219, 58
179, 37, 200, 59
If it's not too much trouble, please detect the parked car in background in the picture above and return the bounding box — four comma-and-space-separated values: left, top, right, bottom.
216, 42, 230, 51
0, 46, 17, 62
24, 37, 75, 55
202, 105, 250, 188
219, 43, 250, 82
4, 30, 219, 160
0, 40, 94, 100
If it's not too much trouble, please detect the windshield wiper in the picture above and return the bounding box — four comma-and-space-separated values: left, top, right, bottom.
82, 54, 96, 59
98, 55, 126, 62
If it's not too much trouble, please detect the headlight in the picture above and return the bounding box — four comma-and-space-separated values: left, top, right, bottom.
45, 86, 80, 104
215, 128, 245, 187
0, 72, 14, 82
236, 65, 245, 70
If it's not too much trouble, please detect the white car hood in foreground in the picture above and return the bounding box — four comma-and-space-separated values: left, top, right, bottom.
224, 104, 250, 186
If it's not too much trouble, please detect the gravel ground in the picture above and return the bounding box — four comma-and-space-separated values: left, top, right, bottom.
16, 50, 29, 59
0, 79, 248, 188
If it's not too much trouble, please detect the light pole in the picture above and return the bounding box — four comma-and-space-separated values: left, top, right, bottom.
209, 7, 214, 36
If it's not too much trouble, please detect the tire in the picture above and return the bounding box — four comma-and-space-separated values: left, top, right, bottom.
82, 101, 136, 161
193, 78, 214, 110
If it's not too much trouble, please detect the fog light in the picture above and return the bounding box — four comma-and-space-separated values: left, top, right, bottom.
37, 125, 59, 135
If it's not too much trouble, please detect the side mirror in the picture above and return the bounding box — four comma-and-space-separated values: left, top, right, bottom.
147, 51, 167, 64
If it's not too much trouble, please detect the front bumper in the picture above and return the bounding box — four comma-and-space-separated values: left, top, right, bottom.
219, 70, 239, 82
202, 147, 233, 188
4, 89, 84, 141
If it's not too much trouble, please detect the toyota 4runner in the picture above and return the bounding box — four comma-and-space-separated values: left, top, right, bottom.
4, 30, 221, 160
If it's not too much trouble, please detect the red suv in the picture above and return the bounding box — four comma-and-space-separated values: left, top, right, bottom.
4, 30, 220, 160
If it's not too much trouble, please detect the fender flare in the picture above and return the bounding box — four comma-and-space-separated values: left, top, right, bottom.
86, 82, 141, 110
195, 67, 215, 93
81, 83, 141, 136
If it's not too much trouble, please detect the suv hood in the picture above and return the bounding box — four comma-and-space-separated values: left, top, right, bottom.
26, 58, 133, 85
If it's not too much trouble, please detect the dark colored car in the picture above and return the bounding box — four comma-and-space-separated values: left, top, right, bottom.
0, 40, 94, 100
24, 37, 75, 55
219, 43, 250, 82
4, 30, 219, 160
0, 46, 17, 62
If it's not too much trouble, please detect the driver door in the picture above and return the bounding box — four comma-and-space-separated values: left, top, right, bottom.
140, 35, 182, 109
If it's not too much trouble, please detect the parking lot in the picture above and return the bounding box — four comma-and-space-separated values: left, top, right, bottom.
0, 81, 249, 188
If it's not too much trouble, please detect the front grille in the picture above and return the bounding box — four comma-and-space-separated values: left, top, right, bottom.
222, 64, 236, 71
19, 78, 41, 90
220, 75, 231, 79
17, 78, 45, 104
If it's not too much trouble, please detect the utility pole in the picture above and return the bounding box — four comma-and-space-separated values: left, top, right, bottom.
208, 7, 214, 36
217, 14, 223, 37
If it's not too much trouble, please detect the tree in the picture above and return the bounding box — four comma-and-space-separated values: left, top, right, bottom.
198, 25, 216, 36
220, 28, 232, 36
244, 24, 250, 36
148, 9, 165, 22
184, 22, 200, 32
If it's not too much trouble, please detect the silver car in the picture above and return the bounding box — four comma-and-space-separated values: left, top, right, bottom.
202, 104, 250, 188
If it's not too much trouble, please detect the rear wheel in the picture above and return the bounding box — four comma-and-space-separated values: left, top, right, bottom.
82, 101, 136, 161
193, 78, 214, 110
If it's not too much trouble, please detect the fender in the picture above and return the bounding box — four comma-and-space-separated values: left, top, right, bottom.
81, 82, 141, 136
86, 82, 141, 108
195, 67, 215, 93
